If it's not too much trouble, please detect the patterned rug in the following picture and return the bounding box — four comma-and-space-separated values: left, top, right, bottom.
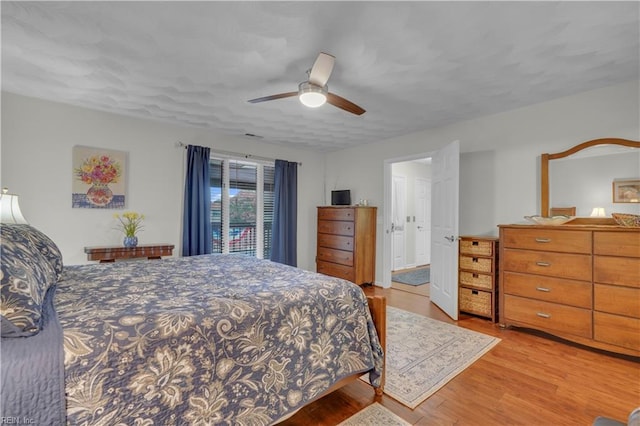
392, 268, 430, 286
338, 403, 410, 426
364, 306, 500, 409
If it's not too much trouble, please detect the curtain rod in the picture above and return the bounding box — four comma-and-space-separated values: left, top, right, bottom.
176, 141, 302, 166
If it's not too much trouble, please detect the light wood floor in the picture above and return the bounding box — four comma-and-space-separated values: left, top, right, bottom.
280, 287, 640, 425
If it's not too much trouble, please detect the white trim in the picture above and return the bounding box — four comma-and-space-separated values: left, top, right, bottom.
221, 160, 230, 254
256, 163, 264, 259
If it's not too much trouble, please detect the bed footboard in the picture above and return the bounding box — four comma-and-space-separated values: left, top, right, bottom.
367, 295, 386, 395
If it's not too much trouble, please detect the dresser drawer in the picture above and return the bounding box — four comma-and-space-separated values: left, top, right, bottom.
317, 247, 353, 266
317, 261, 354, 282
459, 288, 492, 317
594, 256, 640, 287
594, 312, 640, 351
503, 295, 592, 338
459, 255, 494, 273
502, 228, 591, 254
502, 249, 592, 281
460, 239, 494, 256
459, 271, 493, 290
594, 284, 640, 318
594, 231, 640, 258
318, 208, 355, 221
318, 234, 354, 251
318, 220, 355, 236
503, 271, 592, 308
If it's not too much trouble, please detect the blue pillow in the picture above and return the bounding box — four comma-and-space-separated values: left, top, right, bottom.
1, 224, 57, 337
14, 224, 63, 282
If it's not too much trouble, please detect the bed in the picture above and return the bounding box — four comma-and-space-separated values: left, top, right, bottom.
0, 223, 385, 425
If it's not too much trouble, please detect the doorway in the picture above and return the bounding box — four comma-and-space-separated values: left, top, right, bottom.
390, 158, 432, 296
383, 141, 460, 319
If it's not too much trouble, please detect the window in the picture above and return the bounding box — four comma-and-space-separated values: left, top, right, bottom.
210, 156, 275, 258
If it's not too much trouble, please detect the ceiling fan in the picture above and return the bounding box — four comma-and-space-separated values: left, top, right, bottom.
248, 52, 366, 116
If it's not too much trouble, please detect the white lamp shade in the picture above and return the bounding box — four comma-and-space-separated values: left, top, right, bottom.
0, 190, 28, 224
590, 207, 606, 217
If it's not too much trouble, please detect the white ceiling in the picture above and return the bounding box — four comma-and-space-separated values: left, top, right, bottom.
2, 1, 638, 152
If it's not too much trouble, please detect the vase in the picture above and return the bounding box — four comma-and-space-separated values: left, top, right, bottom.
123, 236, 138, 248
86, 183, 113, 207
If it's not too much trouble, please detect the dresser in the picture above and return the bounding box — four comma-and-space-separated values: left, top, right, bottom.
458, 236, 499, 322
498, 223, 640, 357
316, 206, 377, 285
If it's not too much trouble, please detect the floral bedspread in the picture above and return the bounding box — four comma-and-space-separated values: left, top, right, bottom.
56, 255, 383, 425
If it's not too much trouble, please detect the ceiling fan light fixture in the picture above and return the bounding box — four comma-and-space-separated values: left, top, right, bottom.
298, 81, 327, 108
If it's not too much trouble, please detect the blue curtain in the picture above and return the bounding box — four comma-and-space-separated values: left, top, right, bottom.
182, 145, 212, 256
271, 159, 297, 266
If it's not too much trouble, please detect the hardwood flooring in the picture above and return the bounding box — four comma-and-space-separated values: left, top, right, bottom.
280, 287, 640, 426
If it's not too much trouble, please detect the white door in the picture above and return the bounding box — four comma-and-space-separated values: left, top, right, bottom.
415, 177, 430, 266
430, 140, 460, 320
392, 175, 406, 271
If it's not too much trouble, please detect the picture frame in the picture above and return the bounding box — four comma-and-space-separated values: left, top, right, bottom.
612, 179, 640, 203
72, 146, 127, 208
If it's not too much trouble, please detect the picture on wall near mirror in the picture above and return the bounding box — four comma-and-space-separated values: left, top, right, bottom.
613, 179, 640, 203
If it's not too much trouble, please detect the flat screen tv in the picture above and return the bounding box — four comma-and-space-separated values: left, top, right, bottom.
331, 190, 351, 206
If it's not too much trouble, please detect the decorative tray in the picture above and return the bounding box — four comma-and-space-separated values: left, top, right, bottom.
524, 215, 575, 226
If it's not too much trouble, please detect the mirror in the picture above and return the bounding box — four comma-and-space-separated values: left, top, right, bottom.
541, 138, 640, 217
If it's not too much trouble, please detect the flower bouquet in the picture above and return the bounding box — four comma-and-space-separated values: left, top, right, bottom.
114, 211, 144, 247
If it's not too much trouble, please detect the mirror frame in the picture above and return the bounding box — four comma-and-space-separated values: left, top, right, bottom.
541, 138, 640, 217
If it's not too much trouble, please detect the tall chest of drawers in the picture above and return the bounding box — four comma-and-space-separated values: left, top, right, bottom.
499, 224, 640, 357
316, 206, 377, 285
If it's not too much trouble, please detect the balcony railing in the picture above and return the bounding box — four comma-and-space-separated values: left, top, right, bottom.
212, 222, 272, 257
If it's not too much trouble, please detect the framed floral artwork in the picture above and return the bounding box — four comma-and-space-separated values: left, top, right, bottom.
72, 146, 127, 208
612, 179, 640, 203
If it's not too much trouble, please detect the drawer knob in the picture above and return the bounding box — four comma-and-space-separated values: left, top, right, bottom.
535, 238, 551, 243
536, 287, 551, 292
536, 261, 551, 267
536, 312, 551, 319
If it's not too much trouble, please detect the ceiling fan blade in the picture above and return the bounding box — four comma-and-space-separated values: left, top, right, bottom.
248, 92, 298, 103
308, 52, 335, 87
327, 92, 366, 116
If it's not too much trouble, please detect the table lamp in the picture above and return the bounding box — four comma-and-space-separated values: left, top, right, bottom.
0, 187, 29, 224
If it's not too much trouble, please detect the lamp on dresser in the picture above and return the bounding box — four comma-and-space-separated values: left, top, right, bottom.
0, 188, 28, 224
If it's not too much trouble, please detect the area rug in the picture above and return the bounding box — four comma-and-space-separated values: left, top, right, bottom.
337, 403, 410, 426
392, 268, 430, 286
365, 306, 500, 409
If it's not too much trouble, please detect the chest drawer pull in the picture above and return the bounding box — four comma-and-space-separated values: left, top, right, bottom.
536, 312, 551, 319
536, 261, 551, 267
536, 287, 551, 292
535, 238, 552, 243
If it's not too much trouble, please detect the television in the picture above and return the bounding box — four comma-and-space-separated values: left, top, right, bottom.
331, 190, 351, 206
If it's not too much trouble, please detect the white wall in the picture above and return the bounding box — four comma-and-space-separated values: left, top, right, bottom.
3, 81, 639, 275
324, 80, 640, 284
1, 93, 325, 268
